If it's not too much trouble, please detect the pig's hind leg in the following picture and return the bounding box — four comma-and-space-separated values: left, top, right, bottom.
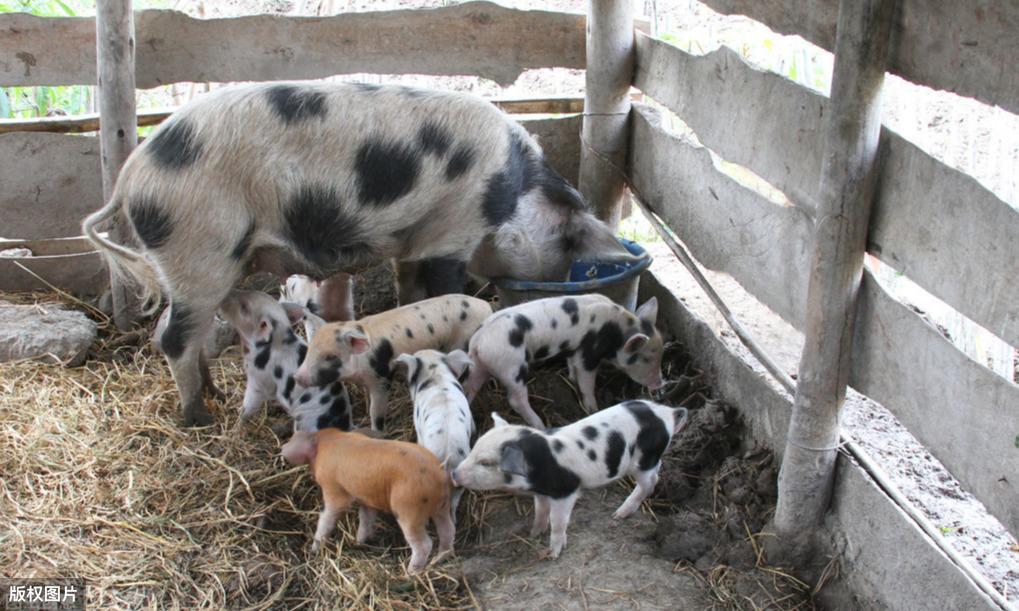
397, 516, 434, 573
356, 506, 378, 544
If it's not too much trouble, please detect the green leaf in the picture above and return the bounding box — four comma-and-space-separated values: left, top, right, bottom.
53, 0, 75, 16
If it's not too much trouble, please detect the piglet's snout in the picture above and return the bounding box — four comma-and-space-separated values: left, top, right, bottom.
647, 376, 664, 391
293, 367, 313, 388
450, 469, 466, 487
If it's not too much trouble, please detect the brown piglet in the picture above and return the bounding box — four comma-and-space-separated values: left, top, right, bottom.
282, 429, 455, 572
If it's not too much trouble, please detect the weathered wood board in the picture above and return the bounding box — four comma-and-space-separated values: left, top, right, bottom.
871, 130, 1019, 348
852, 269, 1019, 539
633, 32, 827, 209
0, 133, 102, 240
700, 0, 1019, 116
628, 105, 813, 329
0, 2, 585, 88
634, 34, 1019, 348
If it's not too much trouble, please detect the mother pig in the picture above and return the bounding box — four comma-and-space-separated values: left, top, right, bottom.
83, 82, 631, 426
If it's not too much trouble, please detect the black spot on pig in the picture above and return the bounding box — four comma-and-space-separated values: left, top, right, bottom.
273, 365, 283, 379
579, 321, 625, 371
254, 342, 272, 369
318, 393, 351, 431
605, 431, 625, 478
587, 449, 596, 461
427, 323, 435, 335
417, 122, 451, 157
533, 345, 550, 361
539, 170, 586, 211
459, 310, 468, 321
283, 376, 296, 402
552, 439, 565, 453
625, 401, 670, 470
369, 338, 394, 379
508, 314, 533, 347
582, 426, 598, 441
445, 145, 475, 181
285, 185, 370, 271
406, 328, 414, 339
319, 394, 330, 405
231, 219, 256, 261
561, 298, 580, 326
147, 118, 202, 170
505, 433, 580, 499
160, 301, 194, 360
551, 319, 558, 329
315, 366, 339, 386
576, 439, 585, 450
409, 357, 423, 386
128, 196, 174, 250
355, 138, 421, 207
298, 344, 308, 364
265, 85, 327, 125
299, 392, 311, 403
627, 353, 640, 366
418, 379, 433, 392
480, 130, 540, 226
515, 364, 529, 383
559, 341, 574, 358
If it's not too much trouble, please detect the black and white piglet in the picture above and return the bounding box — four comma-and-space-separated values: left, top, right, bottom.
464, 294, 664, 429
218, 289, 352, 432
451, 400, 688, 558
395, 349, 475, 519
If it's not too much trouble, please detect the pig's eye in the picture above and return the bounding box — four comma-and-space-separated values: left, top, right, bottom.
478, 459, 497, 468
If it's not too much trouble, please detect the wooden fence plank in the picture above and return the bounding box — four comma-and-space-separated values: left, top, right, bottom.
0, 2, 585, 88
629, 105, 813, 328
871, 131, 1019, 348
0, 133, 102, 240
700, 0, 1019, 115
852, 269, 1019, 538
633, 32, 827, 208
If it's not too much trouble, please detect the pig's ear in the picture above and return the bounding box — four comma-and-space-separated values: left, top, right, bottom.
635, 296, 659, 325
499, 442, 528, 476
255, 317, 274, 342
444, 350, 474, 378
567, 213, 640, 263
280, 302, 307, 326
673, 407, 690, 434
491, 412, 511, 428
623, 333, 649, 353
342, 329, 371, 354
394, 354, 419, 379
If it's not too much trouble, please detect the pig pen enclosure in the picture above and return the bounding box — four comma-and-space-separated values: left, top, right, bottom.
1, 1, 1018, 609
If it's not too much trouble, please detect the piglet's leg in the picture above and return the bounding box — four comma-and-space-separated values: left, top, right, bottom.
505, 382, 545, 430
462, 362, 491, 402
240, 382, 269, 422
530, 495, 551, 537
547, 493, 580, 559
311, 505, 345, 553
199, 353, 225, 400
432, 507, 455, 556
368, 383, 390, 431
449, 488, 465, 525
569, 355, 599, 414
398, 517, 434, 573
356, 506, 378, 544
612, 465, 661, 520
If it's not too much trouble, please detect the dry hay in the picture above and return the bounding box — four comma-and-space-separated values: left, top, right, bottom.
1, 292, 820, 610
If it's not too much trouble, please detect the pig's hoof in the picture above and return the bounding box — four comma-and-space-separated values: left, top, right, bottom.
310, 540, 322, 554
611, 508, 633, 520
181, 407, 214, 427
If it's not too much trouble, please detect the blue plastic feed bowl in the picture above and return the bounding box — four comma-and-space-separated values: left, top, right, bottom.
493, 239, 653, 311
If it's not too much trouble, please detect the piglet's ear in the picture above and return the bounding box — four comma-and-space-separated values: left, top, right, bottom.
255, 317, 274, 343
623, 333, 649, 353
343, 329, 371, 354
491, 412, 511, 428
444, 350, 474, 378
499, 443, 528, 476
635, 296, 659, 325
280, 302, 308, 326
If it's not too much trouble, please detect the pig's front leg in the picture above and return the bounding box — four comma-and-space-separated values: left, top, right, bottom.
368, 382, 390, 431
240, 381, 270, 422
613, 465, 661, 520
356, 506, 378, 544
530, 495, 550, 537
568, 354, 599, 414
312, 505, 345, 553
547, 493, 580, 559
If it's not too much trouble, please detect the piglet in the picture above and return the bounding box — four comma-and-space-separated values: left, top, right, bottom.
452, 400, 687, 558
280, 273, 356, 337
395, 349, 475, 520
464, 295, 664, 429
296, 295, 491, 431
282, 428, 455, 572
218, 290, 352, 432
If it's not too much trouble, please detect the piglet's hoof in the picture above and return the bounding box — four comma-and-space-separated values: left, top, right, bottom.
180, 406, 214, 427
310, 540, 323, 554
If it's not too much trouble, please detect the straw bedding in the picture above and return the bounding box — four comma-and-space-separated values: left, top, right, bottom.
0, 291, 819, 609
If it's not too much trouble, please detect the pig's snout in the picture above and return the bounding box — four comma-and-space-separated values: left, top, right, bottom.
293, 367, 313, 388
647, 376, 664, 391
450, 468, 466, 487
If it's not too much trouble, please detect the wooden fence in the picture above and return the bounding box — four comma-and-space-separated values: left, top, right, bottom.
0, 2, 588, 292
628, 18, 1018, 541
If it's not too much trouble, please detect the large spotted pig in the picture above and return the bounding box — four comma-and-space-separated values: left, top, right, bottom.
395, 349, 475, 520
451, 401, 689, 559
295, 295, 491, 431
218, 290, 352, 432
82, 82, 633, 426
464, 295, 664, 429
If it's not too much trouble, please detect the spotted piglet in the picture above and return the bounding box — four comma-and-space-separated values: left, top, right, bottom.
395, 349, 475, 519
296, 295, 491, 431
464, 295, 664, 429
280, 273, 356, 338
218, 290, 352, 432
451, 400, 689, 558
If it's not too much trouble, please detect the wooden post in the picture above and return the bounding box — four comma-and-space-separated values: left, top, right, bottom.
773, 0, 896, 546
96, 0, 138, 330
578, 0, 634, 230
